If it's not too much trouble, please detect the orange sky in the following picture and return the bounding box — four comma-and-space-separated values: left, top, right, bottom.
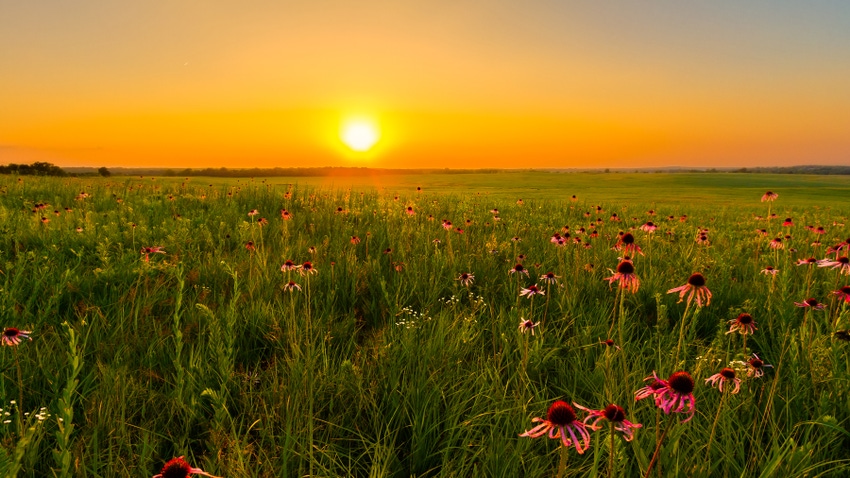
2, 1, 849, 169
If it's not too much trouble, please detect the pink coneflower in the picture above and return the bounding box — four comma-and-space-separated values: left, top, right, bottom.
257, 217, 268, 226
2, 328, 32, 347
509, 264, 529, 276
540, 272, 560, 284
796, 257, 818, 266
520, 284, 545, 298
283, 281, 302, 292
490, 208, 499, 214
519, 400, 591, 454
245, 241, 255, 251
705, 368, 741, 394
518, 318, 538, 335
152, 456, 220, 478
455, 227, 464, 234
755, 228, 768, 237
818, 256, 850, 275
456, 272, 475, 286
634, 376, 667, 403
141, 246, 166, 262
574, 403, 642, 441
571, 195, 578, 202
600, 338, 621, 350
667, 273, 712, 306
335, 206, 346, 214
605, 261, 640, 293
769, 238, 784, 249
726, 313, 757, 335
299, 261, 317, 275
815, 226, 826, 235
761, 191, 779, 202
783, 218, 793, 227
652, 371, 696, 422
350, 236, 361, 245
695, 233, 709, 245
641, 221, 657, 233
248, 209, 259, 216
516, 198, 524, 205
405, 206, 414, 216
280, 209, 292, 220
281, 260, 299, 271
760, 266, 779, 276
746, 353, 773, 378
680, 215, 688, 222
615, 233, 643, 255
794, 297, 825, 310
610, 213, 620, 222
834, 285, 850, 303
441, 220, 453, 230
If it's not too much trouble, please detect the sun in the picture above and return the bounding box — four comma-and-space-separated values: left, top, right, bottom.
340, 120, 380, 152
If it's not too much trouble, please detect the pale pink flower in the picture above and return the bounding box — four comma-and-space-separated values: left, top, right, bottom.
2, 328, 32, 346
667, 273, 712, 306
519, 400, 591, 454
705, 368, 741, 394
520, 284, 545, 298
726, 313, 757, 335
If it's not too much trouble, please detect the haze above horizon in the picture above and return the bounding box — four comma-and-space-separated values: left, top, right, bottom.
2, 1, 849, 169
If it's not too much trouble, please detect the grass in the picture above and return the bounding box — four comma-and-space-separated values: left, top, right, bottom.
0, 172, 848, 477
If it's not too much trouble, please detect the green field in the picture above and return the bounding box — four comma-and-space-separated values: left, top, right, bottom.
0, 172, 848, 477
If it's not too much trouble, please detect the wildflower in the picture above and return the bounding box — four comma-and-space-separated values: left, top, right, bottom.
281, 260, 299, 271
299, 261, 317, 275
746, 353, 773, 378
769, 238, 784, 249
516, 199, 524, 205
518, 319, 538, 335
405, 206, 415, 216
705, 368, 741, 394
509, 264, 529, 276
783, 218, 793, 227
245, 241, 255, 251
641, 221, 657, 233
643, 371, 696, 422
248, 209, 259, 216
605, 260, 640, 293
760, 266, 779, 276
756, 229, 768, 237
600, 339, 621, 350
283, 281, 302, 292
834, 285, 850, 303
520, 284, 545, 298
539, 272, 560, 284
441, 220, 453, 230
761, 191, 779, 202
796, 257, 818, 266
335, 206, 346, 214
794, 298, 825, 310
818, 256, 850, 275
456, 272, 475, 286
667, 273, 712, 306
695, 233, 709, 245
519, 400, 591, 454
280, 209, 292, 220
615, 233, 643, 255
257, 217, 268, 226
574, 403, 642, 441
152, 456, 220, 478
141, 246, 166, 262
75, 227, 83, 233
2, 328, 32, 346
726, 313, 757, 335
350, 236, 361, 245
814, 226, 826, 235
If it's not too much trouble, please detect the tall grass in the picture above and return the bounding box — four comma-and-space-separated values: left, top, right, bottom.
0, 174, 848, 477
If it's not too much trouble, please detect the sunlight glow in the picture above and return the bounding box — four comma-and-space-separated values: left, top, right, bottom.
341, 120, 380, 152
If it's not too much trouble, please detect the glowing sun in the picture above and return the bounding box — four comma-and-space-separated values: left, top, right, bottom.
341, 120, 379, 152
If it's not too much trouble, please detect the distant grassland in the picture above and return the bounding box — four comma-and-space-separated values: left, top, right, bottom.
0, 172, 848, 477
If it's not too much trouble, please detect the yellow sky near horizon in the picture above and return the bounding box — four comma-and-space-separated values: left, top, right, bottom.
2, 1, 849, 169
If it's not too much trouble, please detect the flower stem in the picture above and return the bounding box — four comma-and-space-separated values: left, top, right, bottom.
609, 421, 616, 478
705, 390, 727, 460
644, 418, 674, 478
13, 346, 23, 425
557, 444, 569, 478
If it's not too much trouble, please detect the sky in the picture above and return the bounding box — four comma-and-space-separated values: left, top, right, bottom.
2, 1, 849, 169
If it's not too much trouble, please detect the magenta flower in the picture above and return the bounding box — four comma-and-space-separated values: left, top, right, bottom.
509, 264, 529, 276
834, 285, 850, 303
518, 319, 538, 335
2, 328, 32, 347
614, 233, 644, 256
705, 368, 741, 394
637, 371, 696, 423
456, 272, 475, 286
641, 221, 657, 233
141, 246, 166, 262
574, 403, 642, 442
152, 456, 220, 478
299, 261, 317, 275
746, 353, 773, 378
520, 284, 545, 298
539, 272, 560, 284
281, 260, 300, 272
794, 298, 825, 310
761, 191, 779, 202
796, 257, 818, 266
667, 273, 712, 306
818, 256, 850, 275
726, 313, 757, 335
519, 400, 592, 454
604, 260, 640, 293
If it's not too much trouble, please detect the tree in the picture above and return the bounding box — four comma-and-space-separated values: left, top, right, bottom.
98, 167, 111, 177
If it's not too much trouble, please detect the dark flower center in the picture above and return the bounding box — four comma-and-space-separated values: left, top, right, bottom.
621, 233, 635, 244
603, 404, 626, 422
604, 339, 616, 347
749, 358, 763, 369
546, 400, 576, 426
160, 458, 191, 478
513, 264, 524, 272
461, 274, 469, 279
805, 298, 819, 306
785, 218, 792, 222
646, 221, 655, 227
839, 257, 849, 265
773, 237, 782, 242
719, 368, 736, 379
765, 190, 773, 195
687, 273, 706, 287
527, 285, 539, 292
668, 371, 694, 394
302, 262, 313, 270
841, 286, 850, 294
545, 272, 555, 279
4, 328, 19, 338
617, 261, 635, 274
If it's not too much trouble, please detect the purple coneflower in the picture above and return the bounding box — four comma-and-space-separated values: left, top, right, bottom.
746, 353, 773, 378
796, 257, 818, 266
783, 218, 793, 227
818, 256, 850, 275
641, 221, 657, 233
761, 266, 779, 275
726, 313, 757, 335
299, 261, 317, 275
405, 206, 415, 216
705, 368, 741, 394
605, 261, 640, 293
794, 297, 825, 310
519, 400, 591, 454
769, 238, 784, 249
2, 328, 31, 347
141, 246, 166, 262
152, 456, 220, 478
520, 284, 545, 298
350, 236, 361, 245
761, 191, 779, 202
667, 273, 712, 306
644, 371, 696, 422
834, 285, 850, 303
281, 260, 299, 272
248, 209, 259, 216
518, 318, 538, 335
283, 281, 302, 292
540, 272, 560, 284
456, 272, 475, 286
574, 404, 642, 441
509, 264, 529, 276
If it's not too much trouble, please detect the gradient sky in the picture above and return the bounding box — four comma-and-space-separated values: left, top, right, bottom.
2, 1, 849, 169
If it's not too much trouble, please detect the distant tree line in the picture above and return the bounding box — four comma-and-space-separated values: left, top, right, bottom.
730, 165, 850, 175
160, 167, 506, 177
0, 162, 67, 176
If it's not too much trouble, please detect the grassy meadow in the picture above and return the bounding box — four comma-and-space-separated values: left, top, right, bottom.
0, 172, 849, 477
